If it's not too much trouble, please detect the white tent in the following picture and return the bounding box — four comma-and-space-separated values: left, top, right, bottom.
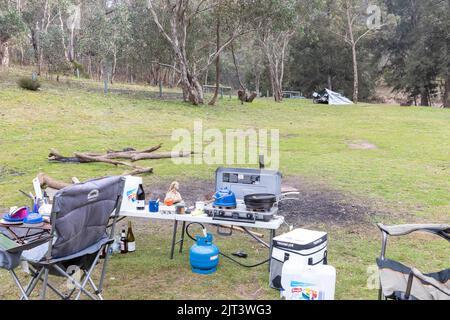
325, 89, 353, 105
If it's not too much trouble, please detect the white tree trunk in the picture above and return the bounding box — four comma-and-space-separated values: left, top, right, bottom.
0, 41, 9, 67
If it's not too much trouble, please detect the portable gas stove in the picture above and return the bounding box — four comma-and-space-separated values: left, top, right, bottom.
204, 200, 279, 223
205, 167, 283, 223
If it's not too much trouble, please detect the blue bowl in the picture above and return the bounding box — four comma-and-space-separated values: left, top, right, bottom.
24, 213, 44, 225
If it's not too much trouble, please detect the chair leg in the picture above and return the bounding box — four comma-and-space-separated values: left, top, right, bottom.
74, 252, 103, 300
10, 270, 29, 300
88, 277, 104, 300
98, 244, 112, 295
87, 276, 103, 300
27, 266, 68, 300
40, 267, 49, 300
22, 267, 45, 300
52, 264, 98, 300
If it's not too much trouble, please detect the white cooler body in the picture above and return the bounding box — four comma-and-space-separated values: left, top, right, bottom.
270, 229, 328, 290
120, 176, 143, 212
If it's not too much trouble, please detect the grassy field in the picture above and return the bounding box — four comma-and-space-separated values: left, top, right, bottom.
0, 69, 449, 300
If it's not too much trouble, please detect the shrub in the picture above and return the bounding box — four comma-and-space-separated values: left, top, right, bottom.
17, 77, 41, 91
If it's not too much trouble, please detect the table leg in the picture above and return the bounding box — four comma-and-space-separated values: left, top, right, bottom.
170, 220, 179, 260
179, 221, 186, 254
268, 229, 275, 272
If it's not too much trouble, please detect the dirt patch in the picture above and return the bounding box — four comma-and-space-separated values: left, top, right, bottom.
143, 176, 385, 228
279, 176, 383, 227
346, 140, 378, 150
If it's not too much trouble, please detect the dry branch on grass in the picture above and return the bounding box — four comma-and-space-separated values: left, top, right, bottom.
47, 144, 193, 176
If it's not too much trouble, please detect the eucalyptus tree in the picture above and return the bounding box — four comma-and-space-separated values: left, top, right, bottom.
329, 0, 394, 103
147, 0, 252, 105
252, 0, 301, 102
0, 6, 25, 66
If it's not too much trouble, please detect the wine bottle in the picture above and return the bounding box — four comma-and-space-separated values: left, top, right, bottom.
136, 184, 145, 211
127, 221, 136, 253
120, 229, 128, 254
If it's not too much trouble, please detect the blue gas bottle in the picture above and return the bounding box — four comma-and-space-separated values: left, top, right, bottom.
190, 233, 219, 275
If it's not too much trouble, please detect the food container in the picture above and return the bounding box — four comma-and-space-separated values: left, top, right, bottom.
175, 204, 186, 215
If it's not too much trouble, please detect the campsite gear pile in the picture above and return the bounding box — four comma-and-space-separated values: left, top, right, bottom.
377, 223, 450, 300
269, 228, 336, 300
4, 169, 448, 301
312, 89, 353, 105
204, 168, 283, 223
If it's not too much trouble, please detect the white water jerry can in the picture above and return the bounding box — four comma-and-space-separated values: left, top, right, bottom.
281, 261, 336, 300
120, 176, 143, 212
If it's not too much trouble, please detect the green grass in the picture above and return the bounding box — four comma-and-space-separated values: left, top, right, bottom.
0, 69, 449, 300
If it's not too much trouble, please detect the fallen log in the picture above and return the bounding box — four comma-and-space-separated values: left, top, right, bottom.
104, 144, 163, 159
131, 151, 194, 162
38, 173, 71, 190
74, 152, 153, 175
48, 149, 93, 163
47, 145, 189, 176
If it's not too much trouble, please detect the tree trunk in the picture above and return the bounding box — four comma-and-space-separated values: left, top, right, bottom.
231, 43, 245, 90
111, 50, 117, 84
68, 26, 75, 62
0, 41, 9, 67
345, 2, 359, 104
30, 27, 41, 74
273, 81, 283, 102
208, 19, 221, 106
255, 68, 261, 96
420, 90, 429, 106
351, 44, 359, 103
443, 77, 450, 108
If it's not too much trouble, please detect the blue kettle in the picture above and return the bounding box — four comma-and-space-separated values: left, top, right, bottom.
213, 188, 237, 208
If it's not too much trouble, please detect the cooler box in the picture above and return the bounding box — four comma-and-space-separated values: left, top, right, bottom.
120, 176, 143, 212
270, 228, 328, 290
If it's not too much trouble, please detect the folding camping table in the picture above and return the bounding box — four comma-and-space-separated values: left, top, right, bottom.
119, 207, 285, 268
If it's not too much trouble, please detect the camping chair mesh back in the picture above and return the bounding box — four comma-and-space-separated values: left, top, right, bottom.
20, 176, 125, 300
377, 223, 450, 300
50, 176, 124, 260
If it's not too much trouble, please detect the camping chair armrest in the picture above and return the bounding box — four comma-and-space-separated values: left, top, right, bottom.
377, 223, 450, 237
6, 235, 53, 254
408, 268, 450, 297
